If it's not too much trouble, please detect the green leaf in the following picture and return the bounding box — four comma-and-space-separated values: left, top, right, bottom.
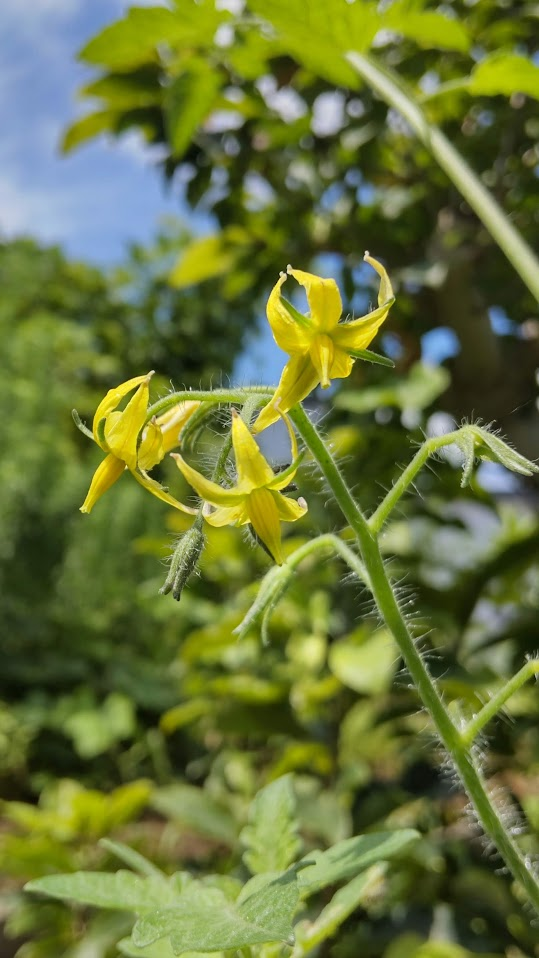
335, 362, 450, 413
241, 775, 301, 874
169, 235, 236, 288
328, 628, 398, 695
295, 865, 386, 950
298, 829, 419, 895
118, 937, 221, 958
469, 53, 539, 100
250, 0, 376, 86
78, 5, 226, 69
99, 839, 165, 879
382, 6, 470, 53
25, 871, 182, 913
151, 784, 238, 846
80, 71, 161, 109
132, 870, 298, 953
165, 62, 222, 158
61, 111, 119, 153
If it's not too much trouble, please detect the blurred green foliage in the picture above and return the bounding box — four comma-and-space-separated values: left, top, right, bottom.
2, 0, 539, 956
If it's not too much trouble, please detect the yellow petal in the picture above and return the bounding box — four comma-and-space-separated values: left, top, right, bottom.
364, 252, 394, 308
231, 410, 274, 490
287, 266, 342, 333
203, 504, 247, 527
246, 487, 285, 565
138, 419, 165, 471
329, 345, 354, 379
157, 401, 202, 454
331, 301, 391, 352
80, 453, 125, 513
266, 412, 302, 490
92, 372, 152, 443
274, 491, 308, 522
266, 272, 312, 354
309, 333, 335, 389
171, 453, 245, 506
103, 376, 151, 470
131, 468, 198, 514
253, 354, 320, 433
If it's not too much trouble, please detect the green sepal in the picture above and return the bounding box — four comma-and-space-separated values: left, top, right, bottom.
280, 295, 313, 329
72, 408, 95, 440
346, 347, 395, 368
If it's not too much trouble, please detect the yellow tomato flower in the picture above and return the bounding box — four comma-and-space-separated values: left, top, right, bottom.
80, 372, 199, 514
253, 252, 395, 432
171, 410, 307, 565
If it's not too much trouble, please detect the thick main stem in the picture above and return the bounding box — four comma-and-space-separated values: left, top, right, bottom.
346, 52, 539, 304
291, 404, 539, 911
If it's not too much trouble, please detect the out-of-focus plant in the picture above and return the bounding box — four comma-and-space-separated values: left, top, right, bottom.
25, 252, 539, 958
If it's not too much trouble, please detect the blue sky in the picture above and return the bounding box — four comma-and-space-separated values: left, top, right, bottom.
0, 0, 186, 264
0, 0, 288, 380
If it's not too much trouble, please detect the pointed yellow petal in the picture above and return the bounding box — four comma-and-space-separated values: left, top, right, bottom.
332, 301, 391, 352
309, 333, 335, 389
253, 354, 320, 433
266, 411, 302, 490
231, 410, 274, 489
203, 504, 247, 527
80, 453, 125, 513
274, 491, 308, 522
138, 419, 165, 471
364, 252, 394, 308
92, 373, 152, 442
287, 266, 342, 333
246, 487, 284, 565
103, 377, 151, 470
132, 468, 198, 514
329, 345, 354, 379
171, 453, 245, 506
266, 272, 312, 354
157, 401, 202, 454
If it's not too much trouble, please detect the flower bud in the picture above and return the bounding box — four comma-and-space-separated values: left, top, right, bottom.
160, 524, 206, 601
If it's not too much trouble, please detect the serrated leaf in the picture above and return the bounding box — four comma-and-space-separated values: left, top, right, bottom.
25, 871, 181, 913
295, 864, 385, 950
132, 871, 298, 953
298, 829, 419, 895
151, 784, 238, 846
241, 775, 301, 874
470, 53, 539, 100
165, 63, 222, 158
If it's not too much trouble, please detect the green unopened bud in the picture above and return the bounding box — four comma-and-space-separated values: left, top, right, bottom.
454, 425, 539, 488
160, 524, 206, 601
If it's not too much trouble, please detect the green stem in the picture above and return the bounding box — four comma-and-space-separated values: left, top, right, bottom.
369, 430, 463, 534
461, 659, 539, 747
284, 533, 368, 585
346, 52, 539, 303
292, 404, 539, 911
146, 387, 273, 423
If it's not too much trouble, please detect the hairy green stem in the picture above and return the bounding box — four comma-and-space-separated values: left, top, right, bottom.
369, 430, 463, 534
346, 52, 539, 303
291, 404, 539, 911
284, 533, 368, 585
461, 659, 539, 748
146, 387, 273, 423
